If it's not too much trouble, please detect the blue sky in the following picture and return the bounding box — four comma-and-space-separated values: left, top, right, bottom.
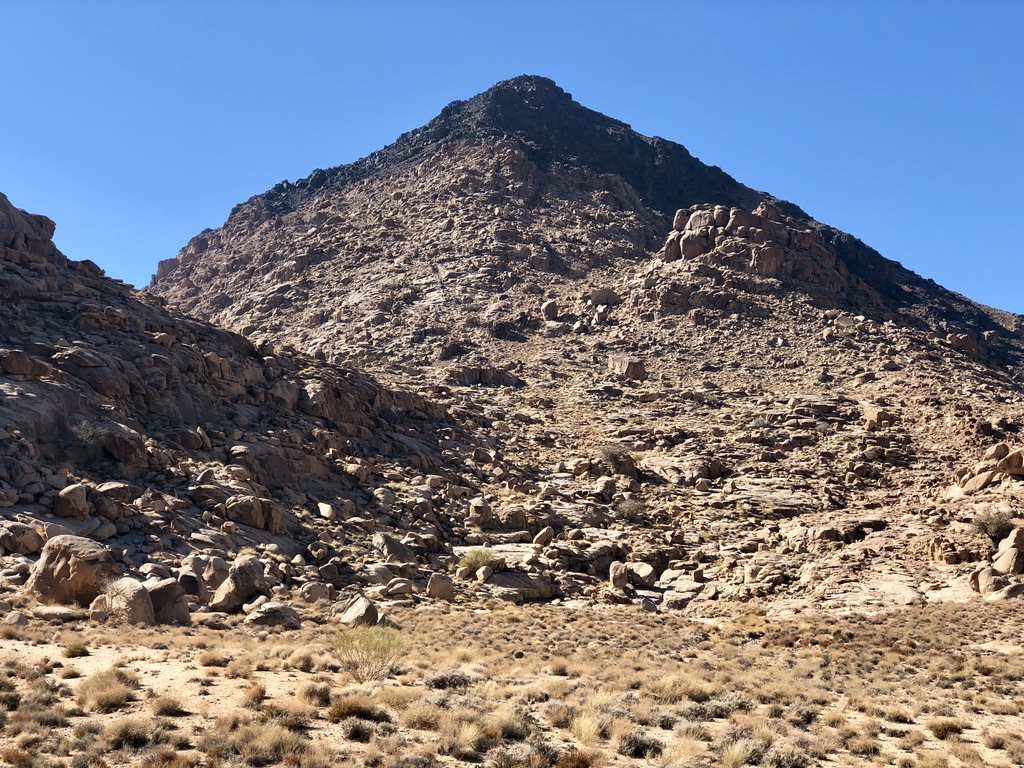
6, 1, 1023, 313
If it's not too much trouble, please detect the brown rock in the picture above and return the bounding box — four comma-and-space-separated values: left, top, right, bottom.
25, 535, 120, 606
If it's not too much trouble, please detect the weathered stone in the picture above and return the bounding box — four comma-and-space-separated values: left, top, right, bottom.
334, 594, 378, 628
244, 601, 301, 629
627, 562, 657, 588
209, 556, 269, 613
0, 521, 43, 555
607, 355, 647, 382
993, 546, 1024, 575
372, 533, 416, 563
92, 577, 155, 626
426, 572, 455, 601
609, 561, 629, 590
25, 535, 120, 606
144, 578, 191, 625
53, 484, 89, 517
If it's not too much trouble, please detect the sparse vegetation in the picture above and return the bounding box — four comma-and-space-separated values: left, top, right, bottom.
973, 510, 1015, 544
457, 547, 495, 572
76, 668, 140, 712
333, 626, 406, 683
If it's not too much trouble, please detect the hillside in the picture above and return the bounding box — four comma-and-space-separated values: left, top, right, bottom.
145, 77, 1024, 614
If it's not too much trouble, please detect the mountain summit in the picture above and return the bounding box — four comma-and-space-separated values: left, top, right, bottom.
150, 75, 1020, 368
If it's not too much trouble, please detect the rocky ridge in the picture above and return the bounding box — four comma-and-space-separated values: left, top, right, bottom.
0, 190, 556, 624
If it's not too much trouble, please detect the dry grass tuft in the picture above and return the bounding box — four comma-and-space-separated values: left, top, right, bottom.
77, 668, 141, 713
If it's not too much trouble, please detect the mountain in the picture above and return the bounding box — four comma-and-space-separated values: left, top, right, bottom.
146, 75, 1024, 612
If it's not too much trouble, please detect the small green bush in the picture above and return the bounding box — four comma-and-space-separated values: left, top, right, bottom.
458, 548, 495, 572
333, 626, 406, 683
973, 511, 1015, 544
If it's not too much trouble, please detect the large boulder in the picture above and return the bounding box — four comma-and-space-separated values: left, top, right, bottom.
333, 594, 378, 627
426, 573, 455, 602
243, 601, 301, 629
144, 577, 191, 625
53, 484, 89, 518
25, 535, 121, 606
209, 556, 269, 613
0, 521, 43, 555
91, 577, 155, 625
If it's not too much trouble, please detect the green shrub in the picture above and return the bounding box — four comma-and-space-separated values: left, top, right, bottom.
458, 548, 495, 572
333, 626, 406, 683
973, 511, 1014, 544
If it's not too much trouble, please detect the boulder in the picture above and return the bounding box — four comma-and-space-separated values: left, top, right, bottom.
53, 484, 89, 517
144, 578, 191, 625
993, 546, 1024, 576
334, 594, 378, 628
209, 556, 269, 613
998, 527, 1024, 552
533, 526, 555, 547
488, 571, 555, 602
609, 561, 629, 590
607, 355, 647, 382
243, 601, 301, 629
25, 535, 121, 606
372, 533, 416, 563
298, 581, 332, 603
426, 573, 455, 602
589, 287, 621, 306
627, 562, 657, 588
91, 577, 155, 626
970, 566, 1008, 596
0, 521, 43, 555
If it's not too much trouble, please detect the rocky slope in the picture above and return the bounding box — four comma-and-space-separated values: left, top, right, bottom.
0, 189, 544, 623
144, 76, 1024, 614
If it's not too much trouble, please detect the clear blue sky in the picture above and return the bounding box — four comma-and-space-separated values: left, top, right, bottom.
6, 1, 1023, 313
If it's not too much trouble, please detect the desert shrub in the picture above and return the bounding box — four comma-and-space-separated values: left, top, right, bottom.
138, 746, 201, 768
241, 683, 267, 709
77, 668, 140, 713
617, 730, 664, 758
197, 650, 231, 668
150, 696, 186, 717
649, 675, 712, 704
224, 723, 312, 766
104, 717, 152, 750
337, 716, 376, 742
256, 702, 312, 732
973, 510, 1014, 544
426, 669, 471, 690
327, 694, 392, 724
554, 750, 597, 768
597, 444, 633, 473
928, 718, 965, 740
438, 718, 499, 760
64, 643, 89, 659
334, 626, 405, 683
401, 702, 445, 730
614, 499, 646, 522
763, 743, 811, 768
544, 702, 578, 729
300, 682, 332, 707
786, 704, 819, 729
458, 548, 495, 572
493, 707, 533, 741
